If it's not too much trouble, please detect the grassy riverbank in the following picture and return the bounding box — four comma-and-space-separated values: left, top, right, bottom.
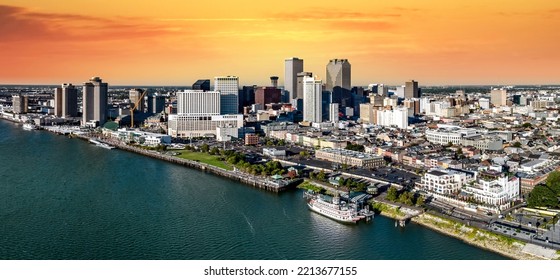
411, 213, 558, 260
175, 150, 233, 170
369, 199, 559, 260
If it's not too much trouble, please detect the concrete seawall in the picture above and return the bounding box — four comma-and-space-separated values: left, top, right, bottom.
74, 134, 301, 193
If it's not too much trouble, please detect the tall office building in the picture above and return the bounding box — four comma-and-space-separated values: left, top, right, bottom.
54, 83, 78, 117
360, 103, 377, 124
490, 89, 507, 107
214, 76, 239, 114
326, 59, 352, 114
192, 79, 210, 91
303, 76, 322, 123
12, 94, 28, 114
376, 107, 409, 129
403, 98, 420, 116
176, 90, 220, 115
168, 90, 242, 138
129, 89, 146, 112
82, 77, 108, 126
147, 93, 166, 114
296, 72, 312, 100
325, 59, 351, 91
284, 57, 304, 101
254, 87, 281, 108
404, 80, 419, 99
239, 85, 256, 110
329, 103, 339, 123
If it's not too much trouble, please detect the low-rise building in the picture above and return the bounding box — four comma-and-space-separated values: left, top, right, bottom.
462, 171, 520, 207
315, 148, 384, 169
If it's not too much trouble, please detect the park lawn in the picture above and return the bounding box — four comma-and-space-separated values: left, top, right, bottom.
175, 150, 233, 171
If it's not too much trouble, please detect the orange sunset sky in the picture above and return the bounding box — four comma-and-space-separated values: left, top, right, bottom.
1, 0, 559, 86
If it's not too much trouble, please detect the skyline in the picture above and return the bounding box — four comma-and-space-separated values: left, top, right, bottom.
1, 0, 559, 86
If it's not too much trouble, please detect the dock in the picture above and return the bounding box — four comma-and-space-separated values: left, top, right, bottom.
73, 134, 301, 193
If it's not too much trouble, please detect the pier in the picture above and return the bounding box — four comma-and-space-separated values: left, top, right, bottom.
72, 133, 301, 193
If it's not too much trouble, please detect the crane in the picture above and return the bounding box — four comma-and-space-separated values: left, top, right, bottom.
130, 89, 148, 128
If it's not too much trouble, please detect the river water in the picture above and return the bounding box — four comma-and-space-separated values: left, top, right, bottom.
0, 120, 506, 259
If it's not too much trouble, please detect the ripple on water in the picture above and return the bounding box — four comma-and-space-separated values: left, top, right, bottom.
0, 121, 507, 260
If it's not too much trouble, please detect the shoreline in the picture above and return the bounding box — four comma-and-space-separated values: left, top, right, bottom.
3, 118, 556, 259
371, 200, 557, 260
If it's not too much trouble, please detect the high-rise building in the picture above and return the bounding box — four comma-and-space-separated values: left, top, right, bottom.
129, 89, 146, 112
303, 76, 322, 123
404, 80, 419, 99
270, 76, 279, 88
359, 103, 377, 124
255, 87, 281, 108
168, 90, 242, 138
82, 77, 108, 126
378, 84, 388, 96
329, 103, 339, 123
192, 79, 210, 91
239, 85, 256, 110
176, 90, 220, 115
296, 72, 312, 100
376, 107, 408, 129
12, 94, 28, 114
146, 93, 166, 114
214, 76, 239, 114
403, 98, 420, 116
326, 59, 351, 91
284, 57, 304, 101
326, 59, 351, 114
54, 83, 78, 118
490, 89, 507, 107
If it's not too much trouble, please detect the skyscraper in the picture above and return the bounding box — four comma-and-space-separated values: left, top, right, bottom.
284, 57, 304, 101
303, 76, 322, 123
325, 59, 351, 91
405, 80, 419, 99
296, 72, 312, 100
12, 94, 27, 114
146, 93, 166, 114
214, 76, 239, 114
54, 83, 78, 118
192, 79, 210, 91
326, 59, 352, 115
168, 90, 242, 138
254, 87, 281, 108
329, 103, 339, 123
176, 90, 220, 115
129, 89, 146, 112
490, 89, 507, 107
82, 77, 108, 126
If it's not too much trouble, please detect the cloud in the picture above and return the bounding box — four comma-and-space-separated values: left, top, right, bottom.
0, 5, 182, 43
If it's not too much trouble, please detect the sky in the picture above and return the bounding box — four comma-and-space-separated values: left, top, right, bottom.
0, 0, 559, 86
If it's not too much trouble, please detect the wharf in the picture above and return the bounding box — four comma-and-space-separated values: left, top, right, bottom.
74, 134, 300, 193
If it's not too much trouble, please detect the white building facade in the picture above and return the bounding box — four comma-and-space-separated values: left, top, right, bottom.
303, 76, 322, 123
376, 107, 408, 129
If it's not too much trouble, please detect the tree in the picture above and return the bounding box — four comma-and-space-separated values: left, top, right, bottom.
546, 171, 560, 194
386, 186, 398, 202
317, 170, 327, 181
512, 142, 522, 148
346, 143, 365, 152
200, 143, 209, 153
416, 196, 425, 207
522, 122, 532, 129
398, 192, 414, 206
209, 147, 220, 155
527, 185, 559, 208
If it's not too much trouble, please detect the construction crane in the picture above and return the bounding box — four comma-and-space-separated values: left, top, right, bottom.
130, 89, 148, 128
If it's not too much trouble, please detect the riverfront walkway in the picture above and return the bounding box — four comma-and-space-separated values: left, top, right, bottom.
74, 134, 300, 193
